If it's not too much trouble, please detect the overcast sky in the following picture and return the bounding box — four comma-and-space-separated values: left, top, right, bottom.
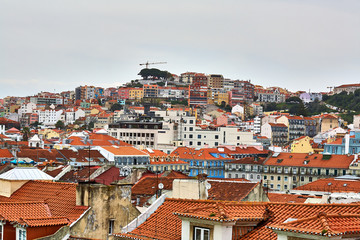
1, 0, 360, 98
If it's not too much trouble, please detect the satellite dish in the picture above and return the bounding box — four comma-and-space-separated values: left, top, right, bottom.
206, 183, 212, 190
158, 183, 164, 189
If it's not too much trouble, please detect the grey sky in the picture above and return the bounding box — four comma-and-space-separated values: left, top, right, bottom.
1, 0, 360, 98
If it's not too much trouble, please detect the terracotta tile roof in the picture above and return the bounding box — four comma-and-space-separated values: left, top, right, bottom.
267, 212, 360, 237
265, 153, 354, 169
336, 83, 360, 88
17, 216, 70, 227
229, 157, 267, 165
294, 178, 360, 193
101, 146, 148, 156
0, 202, 52, 222
132, 177, 188, 196
0, 149, 14, 158
172, 147, 233, 160
59, 166, 100, 182
94, 166, 125, 185
207, 179, 259, 201
45, 166, 65, 178
8, 180, 81, 220
267, 193, 316, 203
116, 199, 360, 240
65, 133, 131, 147
161, 171, 189, 178
17, 149, 61, 162
57, 149, 106, 162
269, 123, 288, 128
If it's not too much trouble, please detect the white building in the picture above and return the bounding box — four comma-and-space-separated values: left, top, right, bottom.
179, 116, 256, 148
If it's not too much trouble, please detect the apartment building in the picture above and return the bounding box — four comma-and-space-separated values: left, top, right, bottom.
108, 120, 177, 150
207, 74, 224, 89
261, 123, 288, 146
263, 152, 356, 191
179, 116, 256, 148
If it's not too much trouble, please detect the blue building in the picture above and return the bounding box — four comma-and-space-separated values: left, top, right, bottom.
323, 131, 360, 155
172, 146, 269, 178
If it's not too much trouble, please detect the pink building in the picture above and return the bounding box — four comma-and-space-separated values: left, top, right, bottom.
118, 88, 130, 99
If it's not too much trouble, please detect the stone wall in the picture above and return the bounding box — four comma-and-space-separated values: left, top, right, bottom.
71, 183, 140, 240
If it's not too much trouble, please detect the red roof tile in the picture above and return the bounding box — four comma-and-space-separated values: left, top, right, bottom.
265, 153, 354, 169
295, 178, 360, 193
267, 212, 360, 237
207, 179, 259, 201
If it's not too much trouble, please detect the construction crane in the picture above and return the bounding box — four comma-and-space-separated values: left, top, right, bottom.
139, 61, 167, 69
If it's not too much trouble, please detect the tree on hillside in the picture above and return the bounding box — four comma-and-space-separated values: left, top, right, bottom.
138, 68, 172, 80
21, 127, 31, 141
55, 120, 65, 129
110, 103, 122, 112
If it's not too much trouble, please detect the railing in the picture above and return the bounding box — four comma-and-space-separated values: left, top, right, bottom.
122, 194, 167, 233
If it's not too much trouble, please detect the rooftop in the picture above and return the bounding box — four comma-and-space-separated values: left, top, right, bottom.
0, 167, 54, 180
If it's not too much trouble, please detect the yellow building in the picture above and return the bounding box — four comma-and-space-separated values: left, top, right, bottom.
38, 129, 64, 140
129, 88, 144, 100
321, 114, 339, 132
90, 108, 100, 115
290, 136, 314, 153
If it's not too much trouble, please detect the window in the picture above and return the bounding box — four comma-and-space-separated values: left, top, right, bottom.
215, 135, 219, 139
197, 142, 201, 146
270, 176, 274, 180
17, 228, 26, 240
189, 127, 193, 131
277, 176, 281, 181
189, 134, 193, 139
309, 177, 313, 182
284, 184, 288, 190
194, 227, 210, 240
264, 175, 267, 180
109, 220, 115, 234
284, 176, 288, 181
190, 120, 194, 124
229, 173, 232, 178
0, 224, 2, 240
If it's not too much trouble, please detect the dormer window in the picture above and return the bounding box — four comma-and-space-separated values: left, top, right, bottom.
194, 227, 210, 240
16, 227, 26, 240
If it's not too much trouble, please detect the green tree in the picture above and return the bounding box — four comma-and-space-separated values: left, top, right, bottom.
21, 127, 31, 141
55, 120, 65, 129
110, 103, 122, 112
286, 96, 302, 103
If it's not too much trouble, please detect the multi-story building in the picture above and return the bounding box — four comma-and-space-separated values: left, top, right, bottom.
180, 72, 197, 84
207, 74, 224, 89
108, 120, 177, 150
230, 80, 255, 106
263, 152, 356, 191
261, 123, 288, 146
128, 88, 143, 101
276, 116, 305, 142
30, 96, 63, 105
188, 74, 208, 106
36, 109, 63, 126
117, 87, 130, 100
143, 85, 158, 98
323, 131, 360, 155
255, 87, 285, 103
172, 147, 234, 178
320, 114, 339, 132
158, 87, 187, 99
333, 83, 360, 94
225, 157, 267, 181
304, 116, 317, 137
179, 116, 257, 148
223, 78, 234, 91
